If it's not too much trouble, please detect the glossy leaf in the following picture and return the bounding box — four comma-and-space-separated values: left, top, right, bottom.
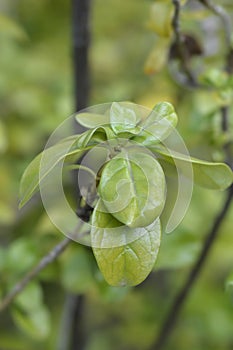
19, 126, 116, 208
134, 102, 178, 146
150, 145, 233, 190
110, 102, 141, 134
19, 136, 88, 208
75, 112, 110, 128
75, 126, 115, 147
91, 200, 161, 286
98, 148, 166, 227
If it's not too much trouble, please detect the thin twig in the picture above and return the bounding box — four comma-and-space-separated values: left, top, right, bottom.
58, 2, 92, 350
0, 237, 71, 312
151, 3, 233, 348
221, 106, 232, 168
198, 0, 232, 48
151, 184, 233, 350
198, 0, 233, 74
171, 0, 197, 86
57, 294, 85, 350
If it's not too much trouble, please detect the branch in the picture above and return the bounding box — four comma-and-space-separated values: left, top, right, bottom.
198, 0, 232, 49
57, 294, 85, 350
198, 0, 233, 74
151, 5, 233, 348
0, 215, 86, 313
0, 237, 71, 313
221, 106, 233, 168
57, 2, 92, 349
72, 0, 91, 115
151, 184, 233, 350
171, 0, 198, 87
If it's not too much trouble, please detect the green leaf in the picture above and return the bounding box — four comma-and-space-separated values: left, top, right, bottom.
75, 112, 110, 128
11, 305, 50, 340
19, 136, 88, 208
110, 102, 141, 134
98, 148, 166, 227
150, 145, 233, 190
133, 102, 178, 146
91, 200, 161, 286
75, 126, 115, 147
147, 2, 174, 38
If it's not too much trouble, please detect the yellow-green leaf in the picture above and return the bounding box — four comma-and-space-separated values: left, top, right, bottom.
98, 148, 166, 227
134, 102, 178, 145
151, 145, 233, 190
91, 200, 161, 286
19, 136, 87, 208
147, 2, 174, 38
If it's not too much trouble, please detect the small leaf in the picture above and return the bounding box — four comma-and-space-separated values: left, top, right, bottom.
134, 102, 178, 145
91, 200, 161, 286
98, 148, 166, 227
75, 112, 110, 128
150, 145, 233, 190
147, 2, 174, 38
76, 126, 115, 148
19, 136, 87, 208
110, 102, 141, 134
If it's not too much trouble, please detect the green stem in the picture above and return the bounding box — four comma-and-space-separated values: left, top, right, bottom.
65, 164, 96, 179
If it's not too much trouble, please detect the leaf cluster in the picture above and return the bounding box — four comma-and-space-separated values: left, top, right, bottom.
19, 102, 233, 287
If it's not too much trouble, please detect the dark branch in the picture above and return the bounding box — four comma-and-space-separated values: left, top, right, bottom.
72, 0, 91, 115
198, 0, 232, 48
59, 2, 92, 349
198, 0, 233, 74
57, 294, 85, 350
151, 184, 233, 350
0, 216, 85, 313
0, 237, 71, 312
221, 106, 232, 168
171, 0, 198, 86
151, 3, 233, 348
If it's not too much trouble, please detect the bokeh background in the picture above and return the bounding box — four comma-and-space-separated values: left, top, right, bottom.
0, 0, 233, 349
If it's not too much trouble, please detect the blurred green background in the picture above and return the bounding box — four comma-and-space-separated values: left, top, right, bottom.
0, 0, 233, 349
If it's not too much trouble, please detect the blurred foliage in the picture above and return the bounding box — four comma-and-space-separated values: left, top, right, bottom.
0, 0, 233, 349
